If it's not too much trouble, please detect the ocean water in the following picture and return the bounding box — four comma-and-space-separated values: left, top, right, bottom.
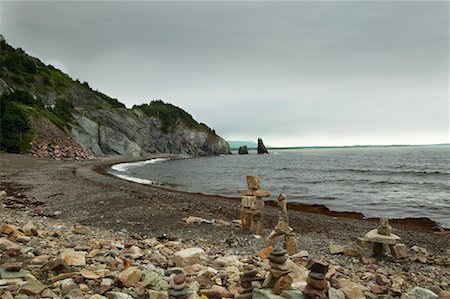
109, 145, 450, 228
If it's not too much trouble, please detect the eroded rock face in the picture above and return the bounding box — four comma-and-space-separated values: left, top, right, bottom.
257, 138, 269, 154
71, 109, 230, 157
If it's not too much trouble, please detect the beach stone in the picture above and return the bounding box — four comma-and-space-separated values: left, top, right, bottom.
390, 243, 407, 260
0, 238, 20, 251
439, 291, 450, 299
72, 225, 89, 235
274, 274, 293, 295
80, 268, 101, 280
1, 291, 14, 299
340, 286, 365, 299
2, 262, 22, 271
0, 224, 18, 235
106, 292, 133, 299
173, 247, 207, 267
253, 288, 286, 299
213, 255, 243, 269
0, 190, 6, 198
141, 270, 165, 290
306, 277, 328, 290
199, 285, 232, 298
21, 222, 38, 236
329, 244, 345, 254
0, 268, 26, 279
147, 289, 169, 299
344, 247, 359, 257
117, 266, 142, 287
61, 249, 86, 266
41, 288, 58, 298
65, 288, 84, 298
281, 290, 306, 299
328, 287, 345, 299
20, 280, 47, 296
401, 287, 438, 299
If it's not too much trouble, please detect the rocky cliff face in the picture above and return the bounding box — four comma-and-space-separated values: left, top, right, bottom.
71, 108, 230, 157
0, 39, 230, 157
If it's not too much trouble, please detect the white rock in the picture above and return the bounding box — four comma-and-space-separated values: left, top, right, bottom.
172, 247, 207, 267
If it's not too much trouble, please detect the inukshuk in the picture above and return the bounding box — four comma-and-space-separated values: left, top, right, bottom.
357, 218, 407, 261
262, 248, 293, 295
266, 194, 298, 255
302, 260, 329, 299
238, 176, 271, 235
235, 265, 264, 299
169, 273, 190, 299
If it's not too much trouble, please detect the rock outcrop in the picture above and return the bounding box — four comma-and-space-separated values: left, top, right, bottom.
257, 138, 269, 154
70, 108, 230, 157
238, 146, 249, 155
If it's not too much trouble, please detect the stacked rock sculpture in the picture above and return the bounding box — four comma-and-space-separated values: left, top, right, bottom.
238, 176, 271, 235
262, 248, 292, 295
169, 274, 190, 299
302, 260, 329, 299
235, 265, 264, 299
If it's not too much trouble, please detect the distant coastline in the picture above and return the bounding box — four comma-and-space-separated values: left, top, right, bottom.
228, 143, 450, 151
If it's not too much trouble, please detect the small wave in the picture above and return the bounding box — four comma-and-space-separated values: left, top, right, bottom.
113, 173, 154, 185
111, 158, 169, 172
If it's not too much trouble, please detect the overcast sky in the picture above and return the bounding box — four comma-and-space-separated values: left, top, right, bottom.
1, 1, 448, 147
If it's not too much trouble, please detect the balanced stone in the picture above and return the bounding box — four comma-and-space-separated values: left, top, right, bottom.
269, 261, 288, 271
269, 254, 288, 264
307, 260, 329, 280
364, 229, 400, 245
306, 276, 328, 290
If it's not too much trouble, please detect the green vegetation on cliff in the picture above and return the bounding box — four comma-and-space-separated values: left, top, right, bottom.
133, 100, 214, 134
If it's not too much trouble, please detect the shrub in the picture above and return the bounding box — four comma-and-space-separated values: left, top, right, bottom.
0, 93, 32, 153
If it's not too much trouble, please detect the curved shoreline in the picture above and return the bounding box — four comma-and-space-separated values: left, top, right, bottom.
101, 157, 446, 232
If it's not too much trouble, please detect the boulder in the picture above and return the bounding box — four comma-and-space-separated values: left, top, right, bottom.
329, 244, 345, 254
173, 247, 207, 267
61, 249, 86, 266
117, 266, 142, 287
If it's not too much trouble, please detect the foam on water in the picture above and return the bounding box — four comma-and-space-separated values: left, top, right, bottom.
111, 158, 169, 172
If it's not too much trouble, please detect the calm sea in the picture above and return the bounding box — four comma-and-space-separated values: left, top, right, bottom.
109, 145, 450, 228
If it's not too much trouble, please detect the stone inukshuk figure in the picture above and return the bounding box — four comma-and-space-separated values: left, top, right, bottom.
266, 194, 298, 255
262, 248, 293, 295
235, 265, 264, 299
357, 218, 407, 262
169, 273, 190, 299
302, 259, 329, 299
238, 176, 271, 235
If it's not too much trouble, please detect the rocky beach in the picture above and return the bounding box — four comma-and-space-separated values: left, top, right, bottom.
0, 153, 449, 299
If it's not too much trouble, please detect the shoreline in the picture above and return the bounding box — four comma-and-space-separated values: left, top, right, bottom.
102, 156, 447, 232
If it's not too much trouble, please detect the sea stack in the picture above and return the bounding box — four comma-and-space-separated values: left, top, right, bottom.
239, 146, 249, 154
257, 138, 269, 154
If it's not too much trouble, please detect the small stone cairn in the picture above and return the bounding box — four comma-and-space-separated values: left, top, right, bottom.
262, 248, 293, 295
266, 194, 298, 255
357, 218, 408, 262
169, 273, 190, 299
235, 265, 264, 299
302, 260, 329, 299
238, 176, 271, 235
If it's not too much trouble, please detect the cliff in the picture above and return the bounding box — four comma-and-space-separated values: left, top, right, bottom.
0, 38, 230, 157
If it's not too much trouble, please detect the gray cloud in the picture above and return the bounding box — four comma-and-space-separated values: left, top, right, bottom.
1, 1, 448, 146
